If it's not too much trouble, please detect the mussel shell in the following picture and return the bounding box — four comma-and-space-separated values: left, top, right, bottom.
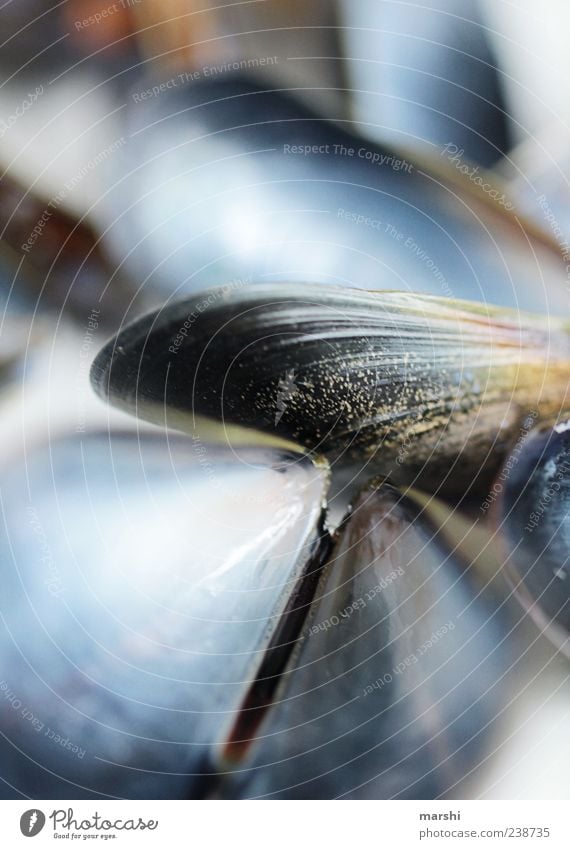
103, 75, 566, 313
497, 121, 570, 243
341, 0, 510, 166
213, 483, 510, 799
0, 2, 69, 72
498, 420, 570, 650
91, 284, 570, 496
0, 431, 328, 798
0, 173, 142, 328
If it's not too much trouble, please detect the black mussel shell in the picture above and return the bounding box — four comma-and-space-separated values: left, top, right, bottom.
210, 483, 511, 799
498, 419, 570, 650
91, 284, 570, 496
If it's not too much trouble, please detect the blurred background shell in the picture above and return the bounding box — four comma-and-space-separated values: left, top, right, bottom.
498, 420, 570, 652
0, 431, 328, 798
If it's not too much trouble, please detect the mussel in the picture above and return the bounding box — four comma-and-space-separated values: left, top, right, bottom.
101, 73, 566, 313
92, 283, 570, 496
0, 172, 142, 328
86, 283, 570, 797
0, 430, 328, 798
497, 419, 570, 653
339, 0, 510, 166
0, 420, 517, 800
0, 279, 567, 799
212, 483, 511, 800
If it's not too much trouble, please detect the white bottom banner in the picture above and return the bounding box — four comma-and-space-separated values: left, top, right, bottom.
0, 800, 567, 848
